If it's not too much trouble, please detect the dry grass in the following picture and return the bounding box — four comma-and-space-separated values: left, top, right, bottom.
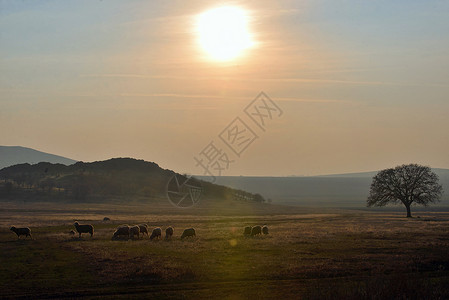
1, 201, 449, 299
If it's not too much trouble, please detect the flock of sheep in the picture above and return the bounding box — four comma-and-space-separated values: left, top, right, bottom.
110, 224, 193, 240
244, 225, 269, 236
9, 222, 269, 240
69, 222, 197, 240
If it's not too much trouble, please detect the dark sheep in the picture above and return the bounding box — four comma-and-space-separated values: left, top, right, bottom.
74, 221, 94, 238
103, 217, 111, 221
251, 225, 262, 236
243, 226, 251, 235
150, 227, 162, 240
181, 228, 196, 239
129, 225, 140, 239
112, 225, 130, 240
10, 226, 32, 239
262, 225, 269, 235
138, 224, 149, 238
165, 226, 174, 239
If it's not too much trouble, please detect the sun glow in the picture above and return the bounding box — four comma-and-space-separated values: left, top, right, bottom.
196, 6, 254, 61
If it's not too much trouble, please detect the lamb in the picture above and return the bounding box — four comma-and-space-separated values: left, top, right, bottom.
181, 228, 196, 239
165, 226, 174, 239
73, 221, 94, 238
262, 225, 269, 235
112, 225, 130, 240
129, 225, 140, 239
138, 224, 149, 238
250, 225, 262, 236
243, 226, 251, 235
10, 226, 32, 239
150, 227, 162, 240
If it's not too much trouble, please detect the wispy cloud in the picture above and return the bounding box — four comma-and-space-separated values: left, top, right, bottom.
80, 74, 156, 79
80, 73, 380, 85
275, 97, 354, 104
120, 92, 353, 105
119, 93, 238, 100
80, 73, 448, 88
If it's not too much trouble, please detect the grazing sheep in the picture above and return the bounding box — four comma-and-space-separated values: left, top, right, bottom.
181, 228, 196, 239
150, 227, 162, 240
10, 226, 32, 239
129, 225, 140, 239
262, 225, 269, 235
244, 226, 251, 235
112, 225, 130, 240
103, 217, 111, 221
138, 224, 149, 238
165, 226, 174, 239
250, 225, 262, 236
69, 230, 76, 236
73, 221, 94, 238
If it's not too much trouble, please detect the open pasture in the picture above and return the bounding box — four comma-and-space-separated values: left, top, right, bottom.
1, 202, 449, 299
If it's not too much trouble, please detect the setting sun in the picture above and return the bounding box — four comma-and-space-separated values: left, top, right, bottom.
195, 6, 254, 61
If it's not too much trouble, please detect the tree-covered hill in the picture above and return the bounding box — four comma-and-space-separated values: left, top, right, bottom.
0, 158, 262, 203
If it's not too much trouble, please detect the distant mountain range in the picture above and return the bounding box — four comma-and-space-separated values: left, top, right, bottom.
198, 168, 449, 208
0, 146, 77, 169
317, 168, 449, 179
1, 146, 448, 208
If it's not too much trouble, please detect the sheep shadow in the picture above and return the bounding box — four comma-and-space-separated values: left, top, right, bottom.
1, 239, 34, 244
111, 237, 133, 242
63, 236, 96, 243
244, 234, 270, 239
180, 237, 198, 242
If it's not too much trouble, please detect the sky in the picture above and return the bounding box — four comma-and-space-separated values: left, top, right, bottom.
1, 0, 449, 176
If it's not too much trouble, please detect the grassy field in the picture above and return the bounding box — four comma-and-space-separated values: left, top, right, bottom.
1, 201, 449, 299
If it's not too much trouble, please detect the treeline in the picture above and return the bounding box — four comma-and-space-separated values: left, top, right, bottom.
0, 158, 263, 203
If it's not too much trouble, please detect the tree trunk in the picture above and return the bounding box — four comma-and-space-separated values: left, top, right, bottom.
405, 204, 412, 218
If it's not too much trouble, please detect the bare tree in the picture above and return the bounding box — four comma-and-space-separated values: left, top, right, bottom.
367, 164, 443, 217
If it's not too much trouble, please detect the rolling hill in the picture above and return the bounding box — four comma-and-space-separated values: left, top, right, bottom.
0, 158, 258, 204
0, 146, 77, 169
